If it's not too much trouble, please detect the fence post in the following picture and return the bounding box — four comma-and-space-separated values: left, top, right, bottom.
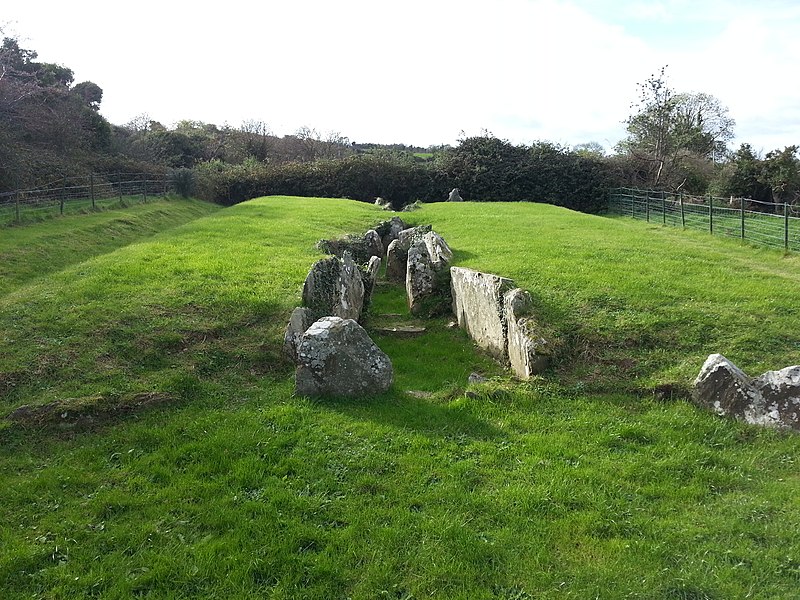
15, 192, 20, 223
680, 192, 685, 228
740, 200, 745, 241
143, 175, 148, 203
61, 176, 66, 215
630, 192, 635, 218
661, 191, 666, 225
785, 203, 789, 252
709, 194, 713, 235
90, 173, 95, 209
645, 191, 650, 223
118, 172, 123, 202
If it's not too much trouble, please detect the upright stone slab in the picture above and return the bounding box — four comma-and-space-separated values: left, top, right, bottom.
385, 239, 406, 283
450, 267, 515, 361
337, 251, 364, 320
316, 230, 383, 265
385, 225, 433, 284
283, 307, 313, 361
406, 232, 453, 316
447, 188, 463, 202
295, 317, 393, 398
376, 216, 407, 254
504, 288, 550, 378
693, 354, 800, 430
302, 251, 364, 321
361, 255, 382, 310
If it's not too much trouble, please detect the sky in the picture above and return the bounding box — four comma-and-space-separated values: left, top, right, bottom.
4, 0, 800, 153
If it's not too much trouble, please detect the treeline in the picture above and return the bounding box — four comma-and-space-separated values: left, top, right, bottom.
2, 35, 798, 214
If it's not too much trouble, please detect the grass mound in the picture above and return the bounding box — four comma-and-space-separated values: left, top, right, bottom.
1, 197, 799, 599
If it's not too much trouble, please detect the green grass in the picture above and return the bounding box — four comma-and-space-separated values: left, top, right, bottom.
0, 193, 167, 228
0, 197, 220, 297
1, 197, 799, 599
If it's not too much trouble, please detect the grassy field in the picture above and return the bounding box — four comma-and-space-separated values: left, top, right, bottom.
1, 197, 799, 599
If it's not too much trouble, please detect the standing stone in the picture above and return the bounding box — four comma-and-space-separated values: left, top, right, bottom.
361, 255, 382, 310
302, 251, 364, 321
504, 288, 550, 378
337, 251, 364, 320
693, 354, 800, 430
283, 307, 313, 361
378, 216, 407, 254
450, 267, 516, 361
385, 225, 433, 284
448, 188, 463, 202
397, 224, 432, 248
295, 317, 393, 398
406, 231, 453, 316
363, 229, 383, 260
385, 239, 406, 283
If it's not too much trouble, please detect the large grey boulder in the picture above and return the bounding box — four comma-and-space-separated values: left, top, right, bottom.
302, 251, 364, 321
450, 267, 516, 360
448, 188, 463, 202
406, 231, 453, 316
283, 307, 313, 361
693, 354, 800, 430
397, 224, 432, 248
504, 288, 550, 378
295, 317, 393, 398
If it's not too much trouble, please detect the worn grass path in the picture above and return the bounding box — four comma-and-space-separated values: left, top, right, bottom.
0, 197, 798, 599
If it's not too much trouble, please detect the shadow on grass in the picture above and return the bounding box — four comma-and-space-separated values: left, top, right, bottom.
314, 390, 502, 442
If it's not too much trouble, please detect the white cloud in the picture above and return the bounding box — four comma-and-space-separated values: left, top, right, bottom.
3, 0, 799, 151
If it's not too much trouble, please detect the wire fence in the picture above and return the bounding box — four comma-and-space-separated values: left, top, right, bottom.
0, 173, 172, 227
607, 187, 800, 252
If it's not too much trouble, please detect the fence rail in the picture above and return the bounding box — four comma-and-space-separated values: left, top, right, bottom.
0, 173, 171, 227
607, 187, 800, 253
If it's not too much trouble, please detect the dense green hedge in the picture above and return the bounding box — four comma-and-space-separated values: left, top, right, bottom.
192, 136, 615, 213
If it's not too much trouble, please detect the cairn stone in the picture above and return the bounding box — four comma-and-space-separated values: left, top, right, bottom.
693, 354, 800, 430
504, 288, 550, 378
448, 188, 463, 202
450, 267, 516, 361
295, 317, 393, 398
397, 224, 432, 248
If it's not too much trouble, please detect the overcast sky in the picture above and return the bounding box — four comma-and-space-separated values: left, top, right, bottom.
4, 0, 800, 153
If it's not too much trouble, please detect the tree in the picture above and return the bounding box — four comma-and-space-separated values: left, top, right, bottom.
72, 81, 103, 109
619, 66, 735, 190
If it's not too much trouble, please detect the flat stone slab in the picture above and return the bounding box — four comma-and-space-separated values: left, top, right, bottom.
375, 325, 427, 336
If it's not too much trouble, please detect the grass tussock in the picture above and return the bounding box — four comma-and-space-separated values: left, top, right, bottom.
1, 197, 799, 599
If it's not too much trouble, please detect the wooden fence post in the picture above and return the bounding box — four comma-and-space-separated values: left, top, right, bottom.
709, 194, 713, 235
15, 192, 20, 223
630, 192, 635, 218
680, 192, 685, 228
785, 203, 789, 252
61, 176, 66, 215
645, 191, 650, 222
143, 176, 148, 203
740, 200, 745, 241
90, 173, 95, 209
118, 172, 123, 202
661, 191, 666, 225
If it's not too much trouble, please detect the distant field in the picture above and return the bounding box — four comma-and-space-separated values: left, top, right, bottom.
1, 197, 798, 599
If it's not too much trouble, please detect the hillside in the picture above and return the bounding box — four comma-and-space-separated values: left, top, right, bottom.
1, 197, 799, 599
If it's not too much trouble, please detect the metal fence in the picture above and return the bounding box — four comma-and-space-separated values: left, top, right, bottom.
0, 173, 170, 227
607, 187, 800, 252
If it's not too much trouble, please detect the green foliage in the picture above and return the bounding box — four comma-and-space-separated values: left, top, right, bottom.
169, 167, 196, 198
